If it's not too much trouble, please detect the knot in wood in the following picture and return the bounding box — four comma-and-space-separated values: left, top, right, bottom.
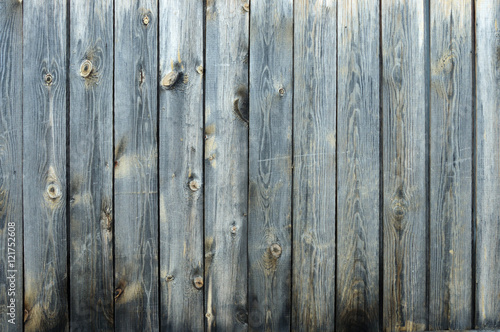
80, 60, 92, 78
46, 183, 61, 200
142, 14, 150, 26
161, 70, 179, 89
193, 276, 204, 289
278, 87, 285, 96
270, 243, 282, 258
196, 65, 204, 75
114, 288, 123, 300
44, 73, 53, 85
189, 180, 200, 192
230, 225, 237, 234
166, 275, 174, 282
242, 3, 249, 12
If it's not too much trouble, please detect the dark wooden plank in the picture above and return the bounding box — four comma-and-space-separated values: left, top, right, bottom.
336, 0, 380, 331
0, 0, 23, 330
114, 1, 159, 330
382, 0, 428, 331
475, 0, 500, 328
22, 0, 68, 330
292, 0, 336, 330
69, 0, 114, 330
248, 0, 293, 330
429, 0, 473, 330
204, 0, 249, 330
158, 0, 204, 330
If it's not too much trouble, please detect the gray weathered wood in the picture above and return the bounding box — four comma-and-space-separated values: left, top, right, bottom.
22, 0, 68, 330
158, 0, 204, 330
429, 0, 473, 329
336, 0, 380, 331
248, 0, 293, 330
114, 1, 159, 330
382, 0, 428, 330
292, 0, 336, 330
204, 0, 249, 330
475, 0, 500, 328
69, 0, 114, 330
0, 0, 23, 330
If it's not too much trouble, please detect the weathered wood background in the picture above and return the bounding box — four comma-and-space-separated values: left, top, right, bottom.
0, 0, 499, 331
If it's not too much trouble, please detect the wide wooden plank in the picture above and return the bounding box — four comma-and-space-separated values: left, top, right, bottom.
114, 1, 159, 330
0, 0, 23, 330
475, 0, 500, 328
22, 0, 68, 330
158, 0, 204, 330
69, 0, 114, 330
336, 0, 380, 331
292, 0, 336, 330
248, 0, 293, 330
382, 0, 428, 331
204, 0, 249, 330
429, 0, 473, 330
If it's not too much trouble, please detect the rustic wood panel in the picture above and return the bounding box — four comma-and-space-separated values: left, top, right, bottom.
204, 0, 249, 330
22, 0, 68, 330
113, 1, 159, 330
292, 0, 336, 330
382, 0, 428, 331
0, 0, 23, 330
336, 0, 380, 331
248, 0, 293, 330
69, 0, 114, 330
429, 0, 473, 330
475, 0, 500, 328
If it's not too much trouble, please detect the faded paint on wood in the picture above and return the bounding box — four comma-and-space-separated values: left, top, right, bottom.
292, 0, 336, 330
204, 0, 249, 330
114, 1, 159, 330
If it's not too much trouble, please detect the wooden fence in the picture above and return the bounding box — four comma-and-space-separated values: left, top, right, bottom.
0, 0, 499, 331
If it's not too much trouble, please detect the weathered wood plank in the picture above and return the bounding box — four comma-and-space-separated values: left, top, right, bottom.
69, 0, 114, 330
22, 0, 68, 330
292, 0, 336, 330
336, 0, 380, 331
248, 0, 293, 330
158, 0, 204, 330
204, 0, 249, 330
114, 1, 159, 330
0, 0, 23, 330
475, 0, 500, 328
382, 0, 428, 331
429, 0, 473, 330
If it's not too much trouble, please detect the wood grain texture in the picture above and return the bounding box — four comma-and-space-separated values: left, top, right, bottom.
382, 0, 428, 331
158, 0, 204, 330
23, 0, 68, 330
0, 0, 23, 330
204, 0, 249, 330
248, 0, 293, 330
114, 1, 159, 330
475, 0, 500, 328
292, 0, 336, 330
69, 0, 114, 330
429, 0, 473, 330
336, 0, 380, 331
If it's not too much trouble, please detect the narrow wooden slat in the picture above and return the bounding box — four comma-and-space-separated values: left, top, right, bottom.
22, 0, 68, 330
114, 1, 159, 329
382, 0, 428, 331
248, 0, 293, 330
204, 0, 249, 330
429, 0, 473, 330
336, 0, 380, 330
475, 0, 500, 328
158, 0, 204, 330
0, 0, 23, 329
292, 0, 336, 330
69, 0, 114, 330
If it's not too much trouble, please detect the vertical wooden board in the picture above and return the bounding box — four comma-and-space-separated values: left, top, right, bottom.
248, 0, 293, 330
114, 1, 159, 330
292, 0, 336, 330
336, 0, 380, 331
382, 0, 428, 331
158, 0, 204, 330
69, 0, 114, 330
204, 0, 249, 330
475, 0, 500, 328
22, 0, 68, 330
429, 0, 473, 329
0, 0, 23, 330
